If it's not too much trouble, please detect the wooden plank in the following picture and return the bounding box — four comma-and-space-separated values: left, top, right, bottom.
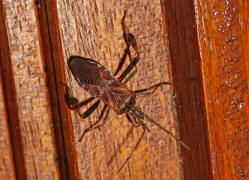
0, 67, 16, 180
1, 0, 60, 179
162, 0, 212, 179
57, 0, 184, 179
34, 0, 79, 179
0, 1, 25, 179
195, 0, 249, 179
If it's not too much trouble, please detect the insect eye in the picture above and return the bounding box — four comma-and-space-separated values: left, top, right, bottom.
131, 106, 143, 119
134, 110, 143, 119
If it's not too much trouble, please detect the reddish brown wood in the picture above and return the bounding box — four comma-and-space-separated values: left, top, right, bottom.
0, 75, 16, 180
2, 0, 60, 179
0, 1, 27, 179
162, 0, 212, 179
1, 0, 247, 179
195, 0, 249, 179
57, 0, 183, 179
34, 0, 79, 179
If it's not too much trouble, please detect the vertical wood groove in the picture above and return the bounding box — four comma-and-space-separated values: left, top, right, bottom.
0, 1, 27, 179
35, 0, 79, 179
161, 0, 212, 179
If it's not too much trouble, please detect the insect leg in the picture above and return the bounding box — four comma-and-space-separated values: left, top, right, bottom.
79, 105, 111, 142
116, 112, 149, 172
79, 105, 107, 142
117, 128, 146, 173
114, 10, 139, 78
114, 48, 129, 76
121, 10, 139, 56
118, 11, 141, 82
113, 11, 134, 77
108, 116, 149, 171
126, 113, 140, 127
107, 126, 135, 166
118, 56, 139, 82
123, 68, 137, 84
68, 97, 95, 110
133, 106, 190, 150
135, 81, 172, 97
80, 100, 100, 119
60, 81, 95, 109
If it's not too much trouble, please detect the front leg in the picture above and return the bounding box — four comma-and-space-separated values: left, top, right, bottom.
117, 11, 140, 82
78, 105, 111, 142
60, 82, 100, 119
60, 81, 95, 109
121, 10, 139, 56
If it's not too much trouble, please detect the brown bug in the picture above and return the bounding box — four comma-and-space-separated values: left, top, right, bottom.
61, 11, 189, 172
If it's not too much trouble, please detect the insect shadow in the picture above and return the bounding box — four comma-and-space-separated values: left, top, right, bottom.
61, 10, 190, 172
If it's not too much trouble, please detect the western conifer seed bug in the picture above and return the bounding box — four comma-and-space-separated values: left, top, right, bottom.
61, 11, 190, 172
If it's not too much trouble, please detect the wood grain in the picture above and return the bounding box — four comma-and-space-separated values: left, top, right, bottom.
35, 0, 79, 179
195, 0, 249, 179
162, 0, 213, 179
1, 0, 59, 179
57, 0, 183, 179
1, 0, 247, 179
0, 1, 25, 178
0, 69, 16, 180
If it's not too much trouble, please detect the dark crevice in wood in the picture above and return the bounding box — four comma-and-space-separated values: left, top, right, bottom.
0, 1, 27, 180
161, 0, 212, 179
34, 0, 79, 179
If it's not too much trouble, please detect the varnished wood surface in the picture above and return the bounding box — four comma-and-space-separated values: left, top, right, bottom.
0, 1, 26, 179
163, 0, 212, 179
0, 0, 248, 179
0, 68, 16, 180
35, 0, 79, 179
1, 0, 59, 179
57, 0, 182, 179
195, 0, 249, 179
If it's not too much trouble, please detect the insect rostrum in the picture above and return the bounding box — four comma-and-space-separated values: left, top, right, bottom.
61, 11, 189, 172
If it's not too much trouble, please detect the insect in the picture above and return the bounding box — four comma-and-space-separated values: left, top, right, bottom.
61, 11, 190, 172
